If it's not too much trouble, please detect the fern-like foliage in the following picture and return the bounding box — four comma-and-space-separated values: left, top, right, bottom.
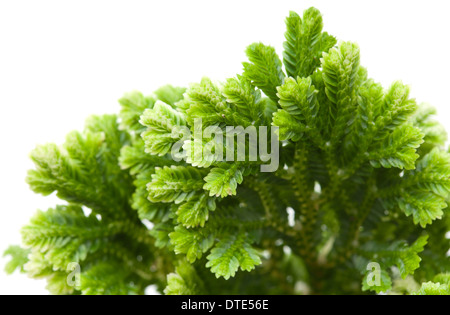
5, 7, 450, 295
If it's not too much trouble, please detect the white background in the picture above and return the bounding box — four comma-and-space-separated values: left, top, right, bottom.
0, 0, 449, 294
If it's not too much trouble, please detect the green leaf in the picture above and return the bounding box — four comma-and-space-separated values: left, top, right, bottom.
119, 138, 173, 175
272, 109, 306, 141
132, 171, 172, 222
119, 91, 155, 132
183, 136, 224, 169
321, 42, 361, 144
149, 222, 173, 248
283, 8, 336, 78
396, 191, 447, 228
24, 250, 77, 295
206, 234, 261, 279
397, 235, 429, 278
26, 115, 133, 216
382, 148, 450, 227
176, 193, 216, 228
203, 164, 244, 197
169, 225, 215, 263
119, 86, 184, 133
361, 268, 392, 294
433, 273, 450, 285
260, 97, 278, 125
413, 281, 450, 295
222, 75, 262, 122
147, 166, 207, 203
81, 261, 139, 295
369, 123, 424, 170
243, 42, 285, 102
345, 79, 384, 155
275, 77, 322, 145
13, 6, 450, 296
277, 77, 318, 120
21, 205, 117, 270
412, 103, 447, 148
321, 42, 360, 109
373, 81, 417, 137
185, 77, 235, 127
153, 85, 186, 107
310, 70, 334, 137
3, 246, 30, 274
164, 260, 205, 295
140, 100, 187, 156
360, 235, 428, 279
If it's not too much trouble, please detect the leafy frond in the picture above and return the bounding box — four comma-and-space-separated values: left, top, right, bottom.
119, 138, 173, 175
3, 246, 30, 274
277, 77, 318, 120
272, 109, 306, 141
206, 233, 261, 279
81, 261, 140, 295
147, 165, 207, 203
169, 225, 215, 263
243, 43, 285, 102
119, 91, 155, 132
373, 81, 417, 138
412, 103, 447, 152
132, 171, 172, 222
283, 8, 336, 78
321, 42, 361, 144
359, 235, 428, 279
26, 115, 133, 218
183, 135, 224, 169
203, 164, 245, 198
382, 148, 450, 227
344, 79, 384, 158
186, 77, 231, 127
413, 281, 450, 295
368, 123, 424, 170
140, 100, 187, 156
222, 75, 262, 123
153, 85, 186, 107
164, 260, 206, 295
175, 193, 216, 228
275, 76, 322, 145
321, 42, 360, 108
24, 250, 77, 295
361, 268, 392, 294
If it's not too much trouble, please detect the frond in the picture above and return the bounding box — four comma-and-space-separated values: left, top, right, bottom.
3, 246, 30, 274
206, 233, 261, 279
368, 123, 424, 170
321, 42, 361, 146
153, 85, 186, 107
222, 75, 262, 123
164, 261, 206, 295
283, 8, 336, 78
140, 100, 187, 156
203, 164, 245, 198
119, 91, 155, 132
147, 165, 207, 203
359, 235, 428, 279
169, 225, 215, 263
243, 43, 285, 102
381, 148, 450, 227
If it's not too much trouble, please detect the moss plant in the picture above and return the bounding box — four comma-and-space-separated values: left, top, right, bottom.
4, 7, 450, 295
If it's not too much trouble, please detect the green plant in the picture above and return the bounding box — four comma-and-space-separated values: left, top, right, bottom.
4, 7, 450, 295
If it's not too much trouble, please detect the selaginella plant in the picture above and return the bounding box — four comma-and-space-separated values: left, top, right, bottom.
4, 7, 450, 295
